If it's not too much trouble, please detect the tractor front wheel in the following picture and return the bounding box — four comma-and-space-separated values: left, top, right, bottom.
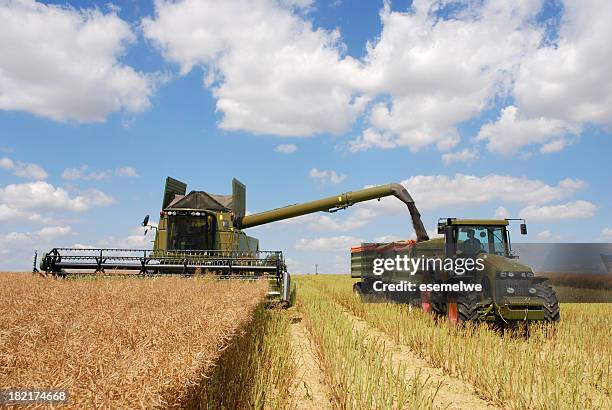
448, 292, 480, 324
534, 281, 560, 322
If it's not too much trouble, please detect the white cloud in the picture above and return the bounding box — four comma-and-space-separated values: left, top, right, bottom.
441, 149, 478, 165
476, 106, 581, 155
601, 228, 612, 241
280, 0, 314, 8
275, 144, 298, 153
519, 200, 597, 221
0, 181, 115, 212
536, 230, 561, 241
95, 225, 156, 249
540, 139, 571, 154
62, 165, 138, 180
37, 225, 72, 238
374, 235, 403, 243
295, 235, 363, 252
143, 0, 365, 137
0, 225, 73, 252
0, 0, 154, 122
0, 157, 47, 180
356, 174, 589, 229
348, 128, 397, 152
478, 0, 612, 154
307, 208, 375, 232
140, 0, 610, 157
351, 1, 542, 152
276, 207, 375, 232
494, 206, 510, 219
0, 203, 52, 224
114, 166, 138, 177
513, 0, 612, 128
398, 174, 584, 210
309, 168, 346, 184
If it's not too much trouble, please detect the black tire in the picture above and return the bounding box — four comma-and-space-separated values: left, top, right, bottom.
353, 282, 364, 297
534, 281, 560, 322
456, 292, 480, 322
431, 284, 446, 315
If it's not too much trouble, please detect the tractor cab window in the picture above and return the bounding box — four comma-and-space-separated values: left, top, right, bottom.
456, 226, 507, 256
168, 216, 208, 250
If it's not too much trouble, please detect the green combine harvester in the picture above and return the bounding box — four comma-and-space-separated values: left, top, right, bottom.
351, 218, 560, 323
38, 177, 428, 303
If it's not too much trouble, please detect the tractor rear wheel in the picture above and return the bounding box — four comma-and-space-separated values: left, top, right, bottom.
534, 281, 560, 322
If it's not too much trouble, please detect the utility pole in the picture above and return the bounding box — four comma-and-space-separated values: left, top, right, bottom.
315, 264, 318, 275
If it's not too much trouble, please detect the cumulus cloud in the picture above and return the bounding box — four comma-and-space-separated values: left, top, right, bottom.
0, 203, 52, 224
295, 235, 363, 252
0, 181, 115, 213
306, 208, 376, 232
309, 168, 346, 184
348, 128, 397, 152
374, 235, 404, 243
393, 174, 585, 210
494, 206, 510, 219
476, 106, 581, 155
274, 144, 298, 153
601, 228, 612, 241
350, 1, 542, 152
0, 157, 47, 180
36, 225, 72, 238
519, 200, 597, 221
513, 0, 612, 127
442, 149, 478, 165
140, 0, 611, 157
536, 230, 561, 241
94, 225, 156, 249
478, 0, 612, 154
0, 0, 155, 122
143, 0, 366, 136
62, 165, 138, 180
0, 225, 72, 250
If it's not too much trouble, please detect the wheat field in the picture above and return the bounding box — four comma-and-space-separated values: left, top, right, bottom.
0, 273, 267, 408
1, 272, 610, 409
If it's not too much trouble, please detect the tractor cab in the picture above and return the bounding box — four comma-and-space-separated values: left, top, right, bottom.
438, 218, 527, 258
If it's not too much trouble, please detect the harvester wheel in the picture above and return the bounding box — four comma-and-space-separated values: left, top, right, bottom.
534, 281, 560, 322
456, 291, 480, 322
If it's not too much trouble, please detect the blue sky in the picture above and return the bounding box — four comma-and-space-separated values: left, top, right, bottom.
0, 0, 610, 272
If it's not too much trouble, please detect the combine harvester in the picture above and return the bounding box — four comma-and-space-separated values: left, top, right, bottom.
38, 177, 428, 303
351, 218, 560, 324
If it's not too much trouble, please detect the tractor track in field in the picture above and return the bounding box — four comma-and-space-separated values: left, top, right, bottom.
338, 306, 499, 410
287, 308, 334, 409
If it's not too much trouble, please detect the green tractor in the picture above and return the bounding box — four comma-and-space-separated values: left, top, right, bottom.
351, 218, 560, 324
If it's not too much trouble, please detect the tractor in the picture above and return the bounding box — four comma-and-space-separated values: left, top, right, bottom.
351, 218, 560, 323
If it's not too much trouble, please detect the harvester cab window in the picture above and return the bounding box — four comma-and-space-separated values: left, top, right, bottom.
168, 216, 208, 250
